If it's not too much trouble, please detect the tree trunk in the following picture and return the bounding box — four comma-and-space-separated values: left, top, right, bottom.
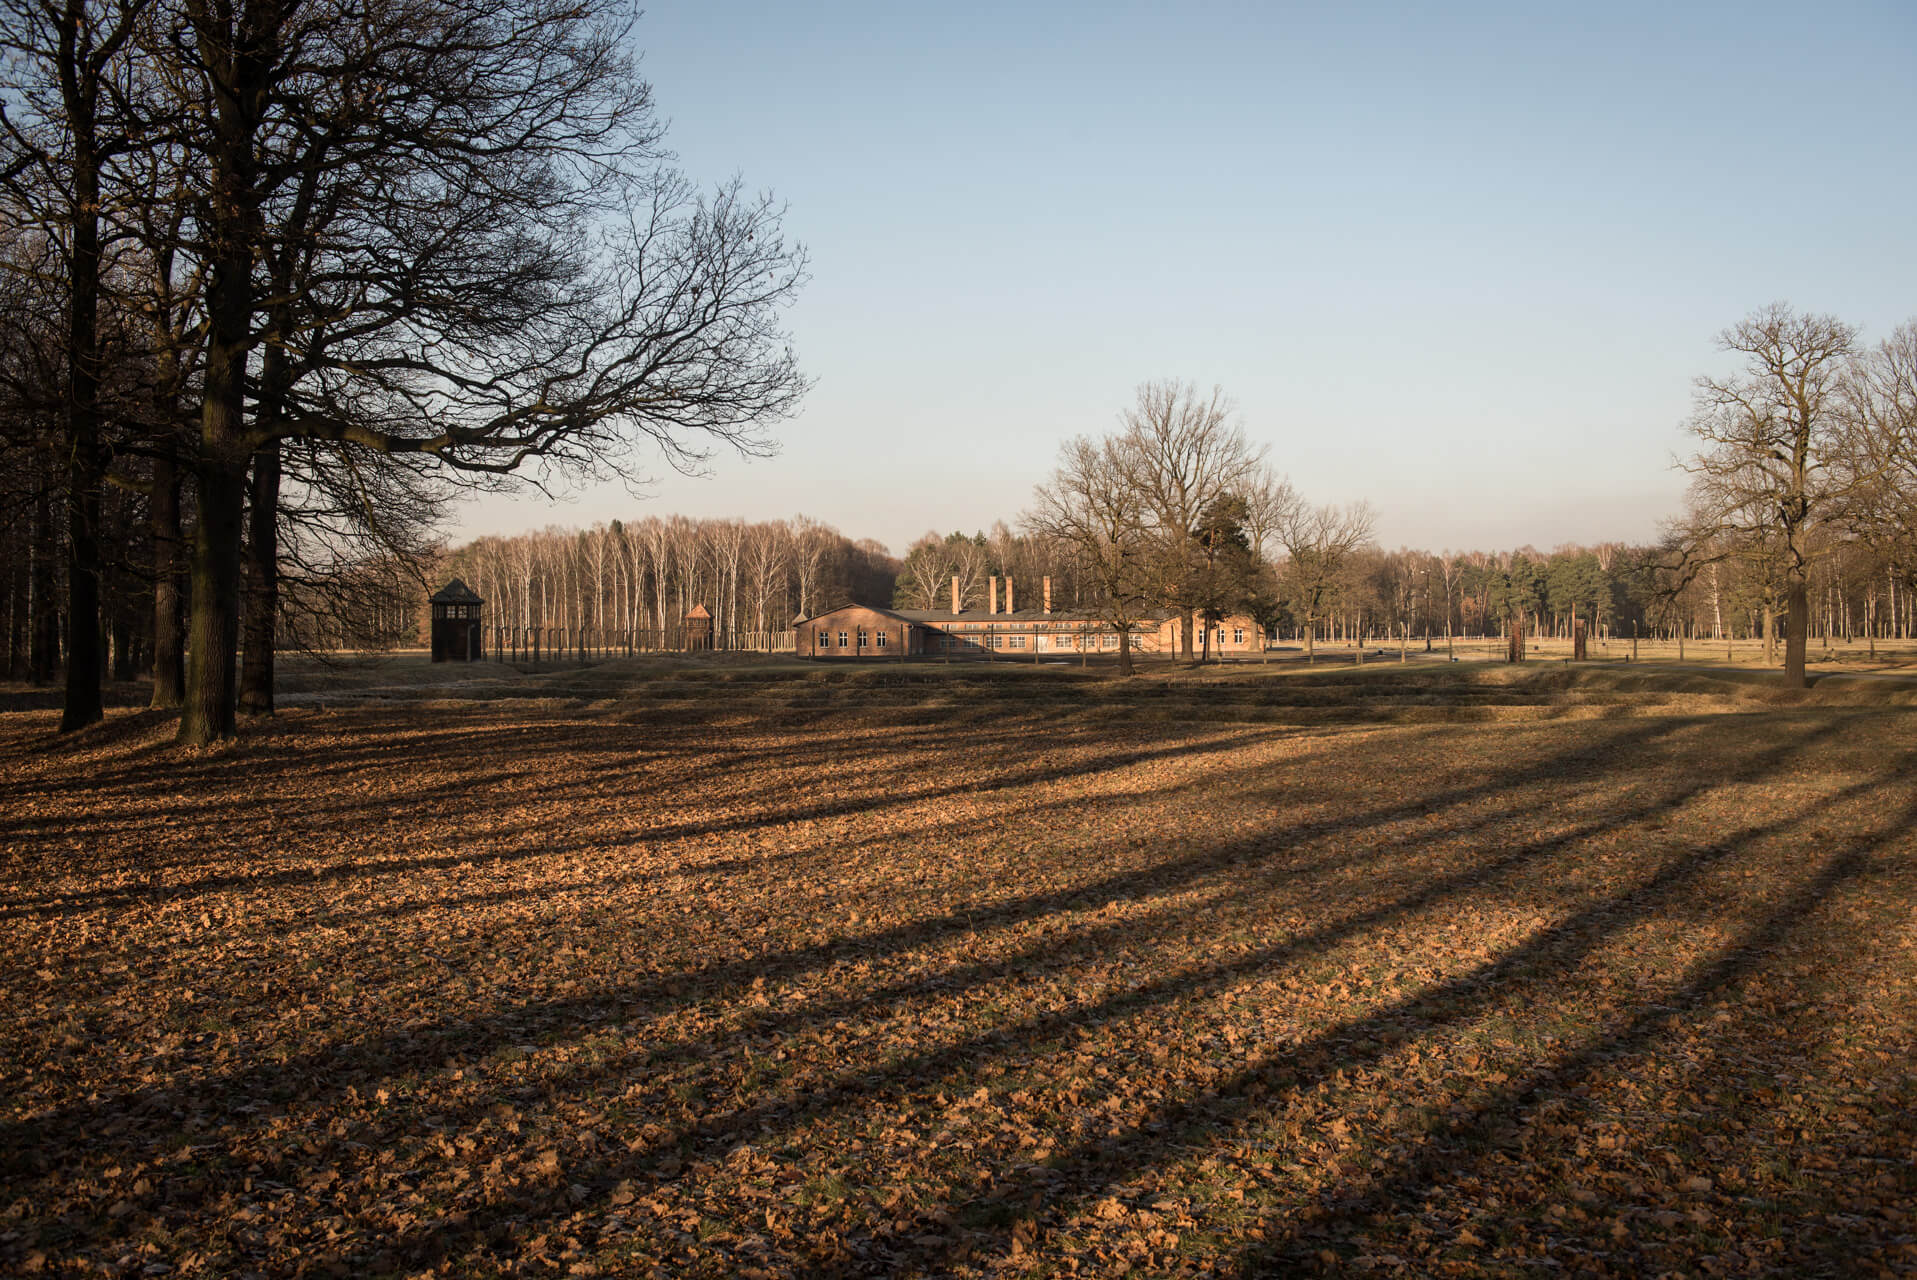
239, 440, 281, 715
179, 0, 265, 745
1179, 611, 1194, 665
181, 455, 247, 744
180, 253, 255, 744
1783, 576, 1808, 689
30, 476, 60, 685
6, 534, 26, 680
60, 442, 106, 731
111, 610, 137, 681
59, 181, 107, 731
149, 451, 186, 707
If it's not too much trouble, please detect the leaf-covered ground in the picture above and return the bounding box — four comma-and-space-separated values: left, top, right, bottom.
3, 667, 1915, 1278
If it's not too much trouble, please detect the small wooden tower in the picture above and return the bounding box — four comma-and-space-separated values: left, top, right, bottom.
430, 579, 484, 662
684, 603, 714, 651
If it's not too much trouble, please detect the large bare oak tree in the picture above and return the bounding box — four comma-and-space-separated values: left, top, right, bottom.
1681, 304, 1858, 689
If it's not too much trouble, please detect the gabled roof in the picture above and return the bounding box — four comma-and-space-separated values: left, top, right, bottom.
430, 578, 482, 603
685, 604, 713, 619
795, 602, 915, 626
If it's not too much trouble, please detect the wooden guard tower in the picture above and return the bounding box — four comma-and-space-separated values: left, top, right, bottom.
684, 603, 713, 651
430, 579, 484, 662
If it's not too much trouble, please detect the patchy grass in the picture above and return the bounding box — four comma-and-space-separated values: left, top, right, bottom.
2, 669, 1914, 1278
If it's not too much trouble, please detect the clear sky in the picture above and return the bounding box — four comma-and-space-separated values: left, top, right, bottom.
455, 0, 1917, 556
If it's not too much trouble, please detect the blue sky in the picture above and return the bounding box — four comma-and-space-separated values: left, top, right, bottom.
457, 1, 1917, 554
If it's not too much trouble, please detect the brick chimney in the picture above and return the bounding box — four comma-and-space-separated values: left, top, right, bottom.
951, 575, 961, 615
1043, 576, 1052, 615
989, 576, 999, 615
1005, 577, 1015, 614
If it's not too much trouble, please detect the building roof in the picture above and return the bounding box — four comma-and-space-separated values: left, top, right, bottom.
430, 578, 482, 604
685, 604, 713, 619
795, 602, 916, 626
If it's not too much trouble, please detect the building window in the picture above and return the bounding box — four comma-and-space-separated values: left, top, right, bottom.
1103, 635, 1118, 649
876, 630, 888, 648
1233, 628, 1245, 645
857, 628, 868, 648
1008, 635, 1025, 649
1130, 635, 1143, 649
990, 636, 1002, 649
837, 631, 848, 648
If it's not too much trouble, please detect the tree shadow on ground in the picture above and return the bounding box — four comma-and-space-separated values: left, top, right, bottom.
1, 701, 1911, 1278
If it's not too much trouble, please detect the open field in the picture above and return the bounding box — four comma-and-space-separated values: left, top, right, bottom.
3, 663, 1915, 1277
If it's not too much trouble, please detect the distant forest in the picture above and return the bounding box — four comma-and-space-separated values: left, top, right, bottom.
394, 519, 1914, 660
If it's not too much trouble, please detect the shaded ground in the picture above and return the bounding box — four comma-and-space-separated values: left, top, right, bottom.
2, 666, 1914, 1277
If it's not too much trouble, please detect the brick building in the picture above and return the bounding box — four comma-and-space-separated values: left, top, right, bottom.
795, 575, 1265, 661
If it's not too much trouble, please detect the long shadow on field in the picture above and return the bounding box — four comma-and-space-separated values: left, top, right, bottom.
1227, 837, 1915, 1278
7, 711, 1905, 1279
801, 771, 1911, 1278
1, 716, 1699, 1172
298, 718, 1849, 1272
0, 718, 1286, 914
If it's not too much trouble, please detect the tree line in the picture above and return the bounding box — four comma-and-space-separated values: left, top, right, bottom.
437, 517, 897, 652
915, 354, 1917, 679
1673, 305, 1917, 686
417, 315, 1917, 678
0, 0, 806, 739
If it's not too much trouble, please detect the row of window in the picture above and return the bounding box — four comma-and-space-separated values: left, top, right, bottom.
438, 604, 478, 619
830, 630, 889, 648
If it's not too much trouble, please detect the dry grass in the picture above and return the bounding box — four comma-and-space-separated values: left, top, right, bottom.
2, 666, 1914, 1277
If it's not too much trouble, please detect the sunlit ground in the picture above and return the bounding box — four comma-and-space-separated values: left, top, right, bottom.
3, 664, 1913, 1277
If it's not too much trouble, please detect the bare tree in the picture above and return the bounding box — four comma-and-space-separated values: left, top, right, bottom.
744, 521, 789, 636
1, 0, 153, 729
1277, 501, 1376, 661
1836, 321, 1917, 567
1681, 304, 1858, 688
950, 534, 989, 611
895, 531, 954, 611
709, 518, 747, 644
131, 0, 811, 742
1027, 434, 1157, 676
1435, 549, 1462, 654
788, 515, 832, 620
1118, 380, 1263, 662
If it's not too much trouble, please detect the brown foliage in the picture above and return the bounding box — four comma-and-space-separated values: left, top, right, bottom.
2, 675, 1914, 1276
